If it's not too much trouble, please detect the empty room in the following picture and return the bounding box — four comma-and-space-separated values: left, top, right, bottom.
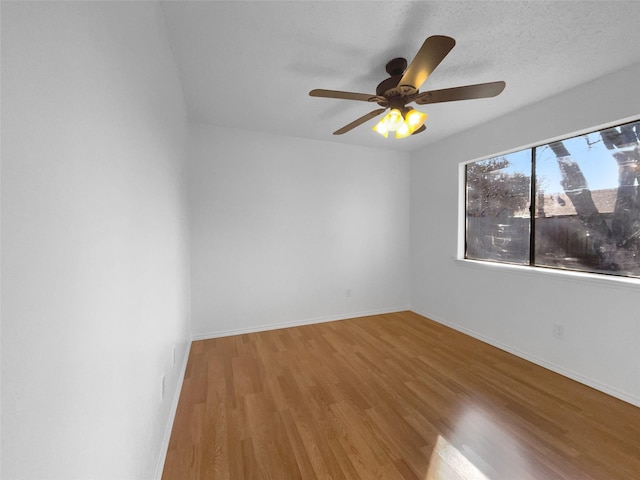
2, 1, 640, 479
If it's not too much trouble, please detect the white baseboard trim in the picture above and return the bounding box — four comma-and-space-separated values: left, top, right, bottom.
191, 306, 409, 341
409, 307, 640, 409
155, 340, 192, 480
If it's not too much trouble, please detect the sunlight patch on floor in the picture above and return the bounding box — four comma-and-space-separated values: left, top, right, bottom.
425, 435, 490, 480
425, 405, 533, 479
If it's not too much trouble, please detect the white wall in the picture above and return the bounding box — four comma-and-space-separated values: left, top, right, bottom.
188, 124, 410, 337
410, 62, 640, 406
1, 2, 191, 479
3, 3, 636, 479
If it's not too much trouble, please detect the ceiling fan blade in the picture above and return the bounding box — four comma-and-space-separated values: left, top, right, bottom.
309, 89, 384, 103
333, 108, 387, 135
415, 81, 506, 105
399, 35, 456, 90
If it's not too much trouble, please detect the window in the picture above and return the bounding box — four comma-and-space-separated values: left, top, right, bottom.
465, 119, 640, 278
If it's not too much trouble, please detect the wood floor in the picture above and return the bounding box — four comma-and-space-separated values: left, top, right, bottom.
162, 311, 640, 479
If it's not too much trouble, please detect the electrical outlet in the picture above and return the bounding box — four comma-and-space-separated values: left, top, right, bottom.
172, 346, 176, 368
552, 323, 565, 340
160, 374, 165, 401
346, 288, 351, 297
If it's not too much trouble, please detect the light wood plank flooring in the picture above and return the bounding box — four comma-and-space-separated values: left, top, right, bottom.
162, 311, 640, 479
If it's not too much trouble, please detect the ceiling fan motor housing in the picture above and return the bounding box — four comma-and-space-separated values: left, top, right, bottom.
376, 57, 419, 107
375, 75, 403, 97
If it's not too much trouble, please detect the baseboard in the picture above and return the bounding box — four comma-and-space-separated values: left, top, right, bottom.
154, 340, 192, 480
409, 307, 640, 408
191, 306, 409, 341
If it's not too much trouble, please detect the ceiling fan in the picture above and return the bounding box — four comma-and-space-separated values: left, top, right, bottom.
309, 35, 505, 139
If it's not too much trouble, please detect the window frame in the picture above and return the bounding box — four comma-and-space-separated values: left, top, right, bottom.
459, 115, 640, 281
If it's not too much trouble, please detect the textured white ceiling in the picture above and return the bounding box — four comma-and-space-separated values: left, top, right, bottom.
161, 1, 640, 152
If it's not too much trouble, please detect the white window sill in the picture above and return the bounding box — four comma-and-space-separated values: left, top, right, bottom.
454, 257, 640, 291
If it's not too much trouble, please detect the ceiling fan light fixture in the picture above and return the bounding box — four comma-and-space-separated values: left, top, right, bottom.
374, 108, 428, 139
405, 109, 427, 131
395, 122, 412, 139
374, 108, 405, 138
372, 120, 389, 138
384, 108, 404, 131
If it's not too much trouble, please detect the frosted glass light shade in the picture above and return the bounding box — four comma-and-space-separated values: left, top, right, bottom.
405, 109, 427, 131
372, 120, 389, 138
395, 122, 412, 139
373, 108, 427, 139
385, 109, 404, 131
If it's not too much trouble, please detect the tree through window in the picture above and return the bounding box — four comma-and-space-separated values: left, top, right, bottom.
465, 119, 640, 278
